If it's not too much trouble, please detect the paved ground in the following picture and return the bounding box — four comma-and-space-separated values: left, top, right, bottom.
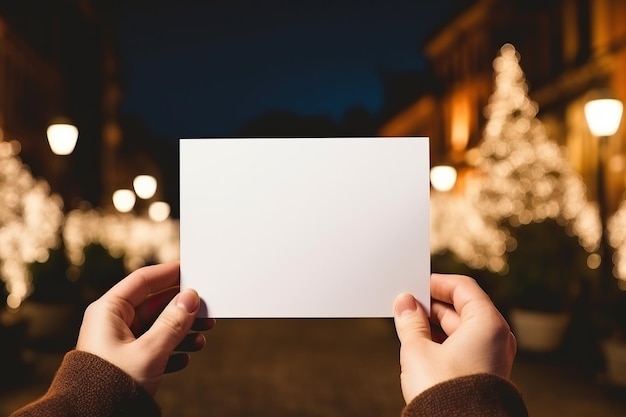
2, 318, 626, 416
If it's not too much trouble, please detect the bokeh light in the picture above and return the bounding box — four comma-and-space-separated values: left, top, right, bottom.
431, 44, 598, 276
148, 201, 171, 222
0, 137, 64, 307
133, 175, 157, 199
112, 189, 136, 213
63, 208, 179, 273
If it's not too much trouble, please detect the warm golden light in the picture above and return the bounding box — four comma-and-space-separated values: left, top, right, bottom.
0, 137, 64, 307
133, 175, 157, 199
149, 201, 170, 222
6, 293, 21, 309
423, 44, 616, 287
607, 201, 626, 282
587, 253, 601, 270
112, 189, 136, 213
47, 123, 79, 155
430, 191, 507, 273
584, 98, 623, 137
64, 208, 180, 272
450, 91, 470, 152
430, 165, 457, 192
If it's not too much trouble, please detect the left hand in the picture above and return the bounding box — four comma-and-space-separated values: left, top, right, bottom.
76, 262, 214, 396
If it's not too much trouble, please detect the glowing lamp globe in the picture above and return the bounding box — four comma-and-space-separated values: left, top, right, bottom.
149, 201, 171, 222
47, 123, 78, 155
112, 189, 136, 213
133, 175, 157, 199
430, 165, 457, 192
584, 98, 623, 137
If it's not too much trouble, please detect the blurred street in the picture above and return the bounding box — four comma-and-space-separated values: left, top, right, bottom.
2, 3, 626, 415
2, 318, 626, 417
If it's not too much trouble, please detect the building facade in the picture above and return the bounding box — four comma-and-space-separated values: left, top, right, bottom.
0, 1, 107, 207
0, 1, 168, 213
381, 0, 626, 213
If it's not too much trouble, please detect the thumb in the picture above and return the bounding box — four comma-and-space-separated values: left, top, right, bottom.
393, 293, 431, 345
141, 289, 200, 355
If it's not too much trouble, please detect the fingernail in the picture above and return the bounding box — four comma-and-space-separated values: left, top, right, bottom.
394, 293, 417, 317
177, 289, 199, 313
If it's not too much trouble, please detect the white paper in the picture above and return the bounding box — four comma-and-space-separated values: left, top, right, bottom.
179, 137, 430, 318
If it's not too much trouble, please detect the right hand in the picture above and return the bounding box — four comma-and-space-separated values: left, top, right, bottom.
393, 274, 517, 404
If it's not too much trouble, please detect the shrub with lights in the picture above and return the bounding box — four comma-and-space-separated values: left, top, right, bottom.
0, 138, 64, 310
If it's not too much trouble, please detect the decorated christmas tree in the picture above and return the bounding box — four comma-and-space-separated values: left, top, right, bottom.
466, 43, 599, 310
607, 202, 626, 286
468, 43, 598, 246
431, 44, 599, 278
430, 190, 507, 273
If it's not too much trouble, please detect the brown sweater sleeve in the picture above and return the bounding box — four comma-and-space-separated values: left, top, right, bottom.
10, 350, 161, 417
401, 373, 529, 417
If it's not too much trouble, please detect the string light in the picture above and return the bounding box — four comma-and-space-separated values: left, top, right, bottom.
431, 191, 507, 273
431, 44, 599, 274
607, 203, 626, 281
468, 44, 599, 259
63, 208, 179, 273
0, 137, 64, 308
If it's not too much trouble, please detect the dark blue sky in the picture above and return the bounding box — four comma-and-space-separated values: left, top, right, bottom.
113, 0, 469, 140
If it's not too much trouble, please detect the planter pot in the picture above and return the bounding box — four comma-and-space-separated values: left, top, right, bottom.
510, 308, 570, 353
602, 338, 626, 387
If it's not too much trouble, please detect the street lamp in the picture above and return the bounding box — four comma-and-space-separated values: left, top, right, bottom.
584, 94, 623, 299
112, 189, 136, 213
584, 98, 623, 137
430, 165, 457, 192
46, 120, 79, 207
133, 175, 157, 199
149, 201, 171, 222
47, 123, 78, 155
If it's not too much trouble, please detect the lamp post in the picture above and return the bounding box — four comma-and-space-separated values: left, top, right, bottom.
584, 95, 624, 300
46, 121, 79, 208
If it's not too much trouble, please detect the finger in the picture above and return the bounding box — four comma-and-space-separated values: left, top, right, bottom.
175, 332, 206, 352
430, 274, 492, 317
192, 317, 216, 332
139, 289, 200, 356
131, 287, 180, 335
430, 300, 461, 336
431, 274, 511, 340
164, 353, 190, 374
393, 293, 432, 345
105, 262, 181, 308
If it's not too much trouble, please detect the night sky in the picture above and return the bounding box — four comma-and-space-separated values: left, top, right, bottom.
110, 0, 470, 141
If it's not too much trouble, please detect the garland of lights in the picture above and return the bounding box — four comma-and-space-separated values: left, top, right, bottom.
432, 44, 601, 273
2, 44, 619, 311
63, 208, 180, 274
0, 134, 179, 310
0, 137, 64, 308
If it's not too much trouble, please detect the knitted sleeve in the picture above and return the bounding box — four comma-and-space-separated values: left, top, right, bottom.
401, 373, 529, 417
10, 350, 161, 417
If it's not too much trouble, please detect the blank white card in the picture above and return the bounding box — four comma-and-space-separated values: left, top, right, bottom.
179, 137, 430, 318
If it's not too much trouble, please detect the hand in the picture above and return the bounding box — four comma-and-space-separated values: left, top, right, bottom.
76, 262, 215, 396
393, 274, 516, 404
